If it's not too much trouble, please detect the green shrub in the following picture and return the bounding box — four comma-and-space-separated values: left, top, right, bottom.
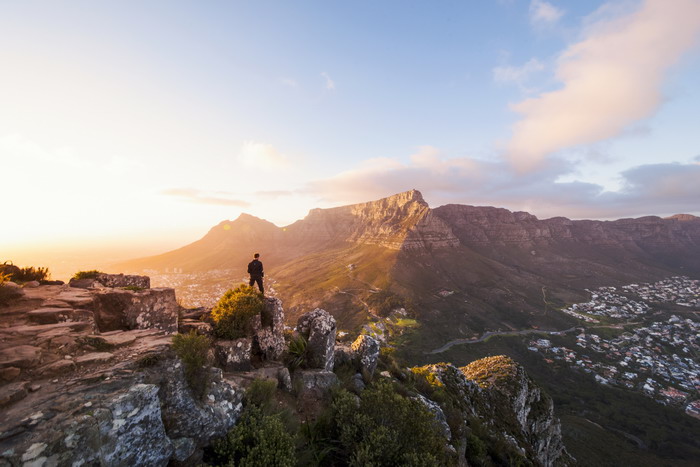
10, 266, 50, 282
172, 331, 211, 400
72, 270, 102, 280
285, 333, 308, 371
245, 378, 277, 412
324, 379, 452, 466
211, 285, 264, 339
0, 273, 13, 306
212, 406, 295, 467
120, 286, 145, 291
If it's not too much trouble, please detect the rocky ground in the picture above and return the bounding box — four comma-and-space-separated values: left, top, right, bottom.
1, 276, 574, 466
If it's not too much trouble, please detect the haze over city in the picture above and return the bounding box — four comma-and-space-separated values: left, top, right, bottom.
3, 0, 700, 273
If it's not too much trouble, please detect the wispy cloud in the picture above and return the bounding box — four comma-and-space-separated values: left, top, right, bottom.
529, 0, 564, 26
304, 147, 700, 219
493, 58, 545, 88
162, 188, 250, 207
321, 72, 336, 91
508, 0, 700, 171
237, 141, 289, 170
279, 77, 298, 88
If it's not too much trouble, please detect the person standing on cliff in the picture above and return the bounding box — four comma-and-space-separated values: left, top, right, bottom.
247, 253, 264, 294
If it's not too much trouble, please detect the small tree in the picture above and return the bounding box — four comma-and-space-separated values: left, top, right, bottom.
211, 285, 265, 339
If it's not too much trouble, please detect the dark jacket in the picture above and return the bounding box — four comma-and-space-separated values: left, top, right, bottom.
247, 259, 264, 277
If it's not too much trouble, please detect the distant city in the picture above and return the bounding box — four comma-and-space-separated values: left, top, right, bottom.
529, 277, 700, 419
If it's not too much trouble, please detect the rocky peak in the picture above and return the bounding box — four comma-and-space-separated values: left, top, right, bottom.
286, 189, 458, 250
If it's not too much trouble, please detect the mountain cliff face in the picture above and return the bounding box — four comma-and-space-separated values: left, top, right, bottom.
117, 190, 700, 332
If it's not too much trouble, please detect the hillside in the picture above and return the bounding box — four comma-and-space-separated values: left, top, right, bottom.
116, 190, 700, 335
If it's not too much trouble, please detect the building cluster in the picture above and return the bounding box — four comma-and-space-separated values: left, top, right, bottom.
150, 269, 243, 308
560, 286, 649, 322
621, 276, 700, 308
536, 276, 700, 417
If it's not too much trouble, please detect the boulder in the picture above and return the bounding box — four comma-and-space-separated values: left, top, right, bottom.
156, 364, 243, 447
297, 308, 336, 371
0, 381, 29, 408
23, 281, 41, 288
99, 384, 174, 465
333, 344, 354, 369
95, 273, 151, 289
214, 338, 252, 371
251, 297, 286, 361
293, 369, 339, 406
0, 366, 21, 381
349, 373, 366, 394
0, 345, 42, 369
351, 334, 380, 376
92, 288, 178, 333
0, 281, 25, 300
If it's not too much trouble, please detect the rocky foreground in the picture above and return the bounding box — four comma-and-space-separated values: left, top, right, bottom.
1, 275, 573, 466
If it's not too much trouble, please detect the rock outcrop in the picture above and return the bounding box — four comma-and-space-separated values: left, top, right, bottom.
0, 282, 244, 466
412, 355, 573, 467
296, 308, 336, 371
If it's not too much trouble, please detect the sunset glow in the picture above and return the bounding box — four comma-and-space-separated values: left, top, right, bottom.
3, 1, 700, 277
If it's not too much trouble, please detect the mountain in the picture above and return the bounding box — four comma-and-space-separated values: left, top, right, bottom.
117, 189, 700, 334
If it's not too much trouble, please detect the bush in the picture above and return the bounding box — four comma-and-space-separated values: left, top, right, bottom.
72, 270, 102, 280
212, 406, 295, 467
245, 378, 277, 412
12, 266, 49, 282
211, 285, 265, 339
285, 333, 308, 371
1, 262, 50, 283
210, 380, 296, 467
324, 379, 452, 466
172, 331, 211, 400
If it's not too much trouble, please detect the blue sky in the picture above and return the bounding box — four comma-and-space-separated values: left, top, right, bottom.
2, 0, 700, 258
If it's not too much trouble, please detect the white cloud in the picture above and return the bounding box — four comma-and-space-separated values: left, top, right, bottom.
161, 188, 250, 207
493, 58, 545, 86
321, 72, 336, 91
529, 0, 564, 26
237, 141, 288, 170
508, 0, 700, 171
304, 147, 700, 220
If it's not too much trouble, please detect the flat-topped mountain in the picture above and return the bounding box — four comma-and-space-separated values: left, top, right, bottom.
117, 190, 700, 334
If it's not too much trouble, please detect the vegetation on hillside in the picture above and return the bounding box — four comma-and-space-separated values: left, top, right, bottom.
1, 261, 50, 282
211, 285, 265, 339
172, 331, 212, 400
72, 269, 103, 280
210, 379, 296, 467
365, 290, 414, 318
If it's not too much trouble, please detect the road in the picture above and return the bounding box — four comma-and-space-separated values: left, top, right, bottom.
427, 326, 581, 354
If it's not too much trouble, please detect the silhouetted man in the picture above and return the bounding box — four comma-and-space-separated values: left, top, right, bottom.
247, 253, 264, 293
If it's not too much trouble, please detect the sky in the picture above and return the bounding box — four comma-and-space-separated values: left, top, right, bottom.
2, 0, 700, 266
